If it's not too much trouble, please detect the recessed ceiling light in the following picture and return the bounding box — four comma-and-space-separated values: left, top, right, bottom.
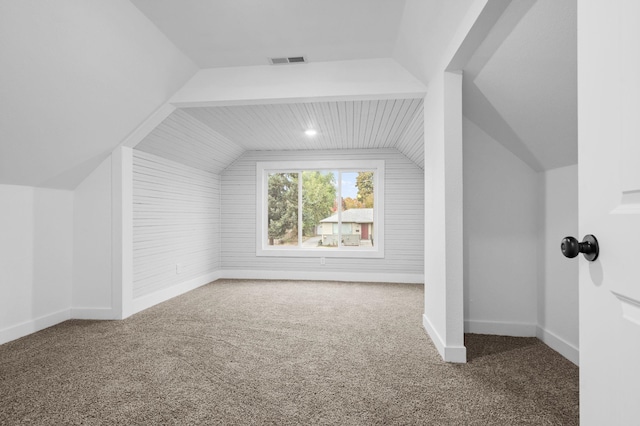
305, 129, 317, 137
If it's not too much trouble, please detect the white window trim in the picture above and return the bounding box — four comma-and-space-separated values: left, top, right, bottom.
256, 160, 385, 258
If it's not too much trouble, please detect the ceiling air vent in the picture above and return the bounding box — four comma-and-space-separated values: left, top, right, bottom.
268, 56, 307, 65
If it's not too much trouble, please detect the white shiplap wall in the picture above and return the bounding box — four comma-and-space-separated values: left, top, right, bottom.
221, 148, 424, 279
132, 150, 220, 298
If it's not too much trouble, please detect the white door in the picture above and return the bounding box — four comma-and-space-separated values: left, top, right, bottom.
579, 1, 640, 423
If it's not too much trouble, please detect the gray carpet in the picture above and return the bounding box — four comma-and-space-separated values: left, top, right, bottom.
0, 279, 578, 425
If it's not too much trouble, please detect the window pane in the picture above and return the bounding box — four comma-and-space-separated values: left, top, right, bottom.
267, 172, 298, 246
342, 171, 374, 248
257, 160, 383, 257
301, 170, 338, 248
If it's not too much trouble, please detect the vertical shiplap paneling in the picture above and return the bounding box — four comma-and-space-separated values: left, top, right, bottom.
395, 101, 425, 169
184, 99, 424, 162
135, 109, 245, 174
221, 148, 424, 276
132, 150, 220, 298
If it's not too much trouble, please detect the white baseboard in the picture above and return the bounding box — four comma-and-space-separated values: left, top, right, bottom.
130, 270, 223, 317
464, 319, 538, 337
536, 326, 579, 366
0, 309, 71, 346
124, 269, 421, 318
220, 269, 424, 284
464, 320, 578, 364
422, 313, 467, 363
71, 308, 117, 320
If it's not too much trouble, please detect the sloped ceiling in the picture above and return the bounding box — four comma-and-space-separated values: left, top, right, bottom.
132, 0, 576, 174
136, 98, 425, 172
463, 0, 577, 171
0, 0, 197, 189
393, 0, 476, 84
0, 0, 578, 189
135, 110, 245, 174
129, 0, 406, 68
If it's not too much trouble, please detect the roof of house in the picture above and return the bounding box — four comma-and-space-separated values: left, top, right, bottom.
320, 208, 373, 224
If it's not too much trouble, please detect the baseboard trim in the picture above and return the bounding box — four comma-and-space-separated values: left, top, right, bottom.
464, 319, 538, 337
536, 326, 579, 366
0, 309, 71, 346
422, 314, 467, 363
71, 308, 117, 320
220, 269, 424, 284
103, 269, 422, 320
130, 270, 223, 317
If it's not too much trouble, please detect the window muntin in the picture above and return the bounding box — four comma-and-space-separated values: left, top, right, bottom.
257, 160, 384, 258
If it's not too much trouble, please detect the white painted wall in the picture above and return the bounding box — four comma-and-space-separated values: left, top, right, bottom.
33, 188, 74, 321
0, 185, 73, 344
394, 0, 510, 363
463, 118, 538, 335
463, 118, 579, 364
72, 157, 113, 319
110, 147, 134, 319
421, 72, 466, 362
131, 150, 221, 312
221, 149, 424, 283
0, 185, 35, 342
0, 0, 197, 189
537, 164, 578, 364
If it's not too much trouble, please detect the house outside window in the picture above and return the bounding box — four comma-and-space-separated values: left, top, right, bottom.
256, 160, 384, 258
320, 208, 374, 247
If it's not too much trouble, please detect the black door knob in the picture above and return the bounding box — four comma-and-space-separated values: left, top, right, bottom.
561, 235, 599, 261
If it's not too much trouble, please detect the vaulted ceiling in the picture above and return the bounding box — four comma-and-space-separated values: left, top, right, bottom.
0, 0, 577, 189
0, 0, 196, 188
131, 0, 425, 173
133, 0, 577, 175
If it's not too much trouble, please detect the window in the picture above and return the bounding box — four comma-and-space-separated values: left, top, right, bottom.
256, 160, 384, 258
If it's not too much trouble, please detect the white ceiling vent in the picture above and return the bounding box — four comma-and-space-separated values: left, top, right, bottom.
268, 56, 307, 65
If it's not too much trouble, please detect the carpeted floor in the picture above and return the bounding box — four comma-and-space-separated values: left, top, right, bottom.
0, 280, 578, 425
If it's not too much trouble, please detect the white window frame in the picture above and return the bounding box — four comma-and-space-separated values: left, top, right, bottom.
256, 160, 385, 258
